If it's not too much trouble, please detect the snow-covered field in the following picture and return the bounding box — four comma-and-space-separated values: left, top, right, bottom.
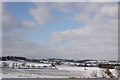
0, 61, 118, 78
0, 61, 51, 68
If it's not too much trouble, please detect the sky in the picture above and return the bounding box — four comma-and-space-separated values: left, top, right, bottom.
2, 2, 118, 60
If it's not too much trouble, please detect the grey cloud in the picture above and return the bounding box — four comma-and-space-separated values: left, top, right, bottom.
2, 3, 38, 57
49, 3, 118, 60
30, 2, 116, 25
22, 21, 38, 31
73, 13, 91, 23
30, 3, 53, 25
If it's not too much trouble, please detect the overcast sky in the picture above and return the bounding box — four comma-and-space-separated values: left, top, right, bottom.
2, 2, 118, 60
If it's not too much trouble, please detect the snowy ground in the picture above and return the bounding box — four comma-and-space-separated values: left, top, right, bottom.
0, 61, 118, 78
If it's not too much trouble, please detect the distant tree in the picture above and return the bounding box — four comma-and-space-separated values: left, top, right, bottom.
2, 62, 9, 68
84, 63, 87, 67
55, 61, 61, 65
31, 65, 35, 68
12, 62, 15, 69
26, 65, 30, 69
21, 62, 26, 67
43, 66, 47, 68
18, 65, 21, 69
15, 63, 18, 68
37, 66, 41, 69
51, 63, 56, 67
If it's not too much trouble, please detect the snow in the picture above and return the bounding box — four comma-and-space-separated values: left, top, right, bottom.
0, 61, 51, 67
57, 65, 111, 78
0, 61, 118, 78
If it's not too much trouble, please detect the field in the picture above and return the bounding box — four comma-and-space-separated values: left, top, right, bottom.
0, 61, 118, 78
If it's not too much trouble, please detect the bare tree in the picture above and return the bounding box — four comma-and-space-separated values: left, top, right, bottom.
12, 62, 15, 69
21, 62, 26, 67
91, 71, 98, 77
100, 69, 107, 78
2, 62, 9, 68
104, 68, 114, 78
26, 65, 30, 69
115, 67, 120, 78
18, 64, 21, 69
